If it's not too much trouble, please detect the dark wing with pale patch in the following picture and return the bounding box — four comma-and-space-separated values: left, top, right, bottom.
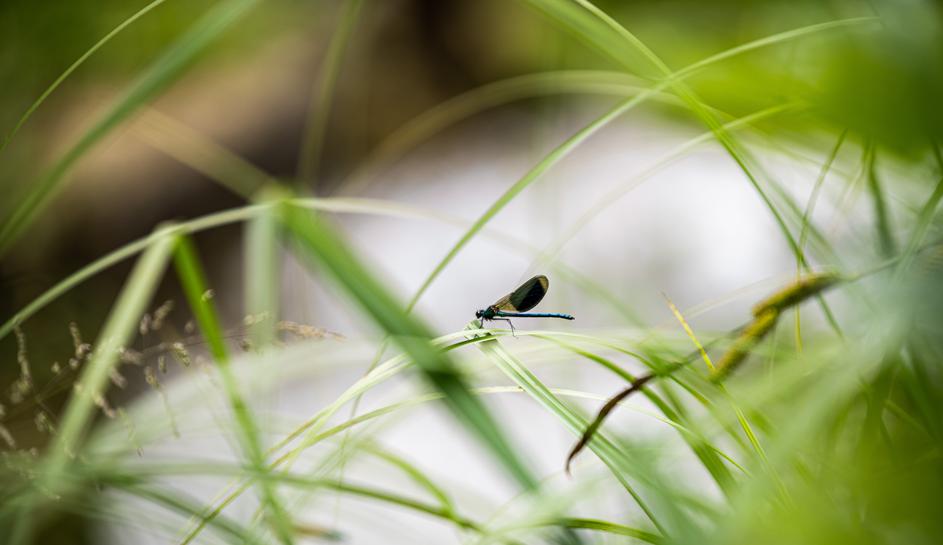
494, 275, 549, 311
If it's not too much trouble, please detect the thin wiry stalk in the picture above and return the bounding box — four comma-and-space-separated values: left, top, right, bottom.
297, 0, 364, 188
0, 0, 169, 153
0, 0, 260, 257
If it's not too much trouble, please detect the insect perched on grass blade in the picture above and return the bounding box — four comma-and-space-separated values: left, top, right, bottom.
476, 275, 574, 333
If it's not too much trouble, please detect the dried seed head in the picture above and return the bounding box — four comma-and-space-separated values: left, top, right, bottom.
144, 366, 160, 389
14, 326, 32, 384
139, 313, 152, 336
0, 424, 16, 449
151, 300, 174, 330
35, 412, 55, 434
109, 368, 127, 389
93, 393, 116, 419
277, 321, 342, 340
118, 347, 144, 366
69, 322, 83, 351
171, 342, 191, 367
9, 378, 32, 404
243, 312, 271, 326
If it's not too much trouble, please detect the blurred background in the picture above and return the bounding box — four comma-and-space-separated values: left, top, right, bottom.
1, 0, 942, 543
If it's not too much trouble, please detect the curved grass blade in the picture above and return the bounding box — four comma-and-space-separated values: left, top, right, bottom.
173, 234, 295, 545
0, 0, 260, 257
0, 0, 169, 153
0, 197, 590, 342
530, 103, 799, 275
469, 324, 674, 537
3, 224, 177, 545
342, 70, 681, 194
346, 14, 875, 196
279, 201, 539, 491
542, 335, 741, 488
113, 483, 267, 545
297, 0, 364, 187
527, 0, 871, 327
405, 14, 876, 313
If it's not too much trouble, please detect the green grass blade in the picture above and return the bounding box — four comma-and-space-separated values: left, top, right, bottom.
343, 70, 679, 194
0, 196, 636, 345
244, 187, 285, 350
796, 130, 847, 346
172, 236, 229, 362
558, 518, 663, 544
405, 92, 645, 313
297, 0, 364, 186
528, 0, 850, 331
0, 0, 169, 153
469, 325, 673, 537
279, 201, 539, 491
542, 335, 737, 494
172, 234, 296, 545
532, 103, 799, 271
866, 147, 898, 258
114, 483, 267, 545
0, 0, 260, 257
896, 174, 943, 274
404, 13, 874, 312
4, 224, 177, 545
0, 204, 265, 343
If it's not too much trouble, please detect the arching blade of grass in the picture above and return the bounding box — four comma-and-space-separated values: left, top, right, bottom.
1, 196, 636, 344
540, 335, 738, 494
405, 14, 875, 313
405, 91, 646, 314
530, 103, 799, 273
895, 172, 943, 274
279, 201, 540, 492
358, 442, 457, 518
0, 0, 260, 257
796, 130, 847, 348
715, 328, 904, 540
522, 0, 659, 76
105, 458, 665, 542
527, 0, 858, 332
663, 295, 788, 503
172, 234, 295, 545
0, 0, 169, 153
342, 70, 681, 195
470, 325, 681, 539
2, 224, 178, 545
558, 518, 663, 544
346, 14, 874, 197
297, 0, 364, 187
178, 363, 597, 545
110, 483, 267, 545
0, 204, 265, 343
